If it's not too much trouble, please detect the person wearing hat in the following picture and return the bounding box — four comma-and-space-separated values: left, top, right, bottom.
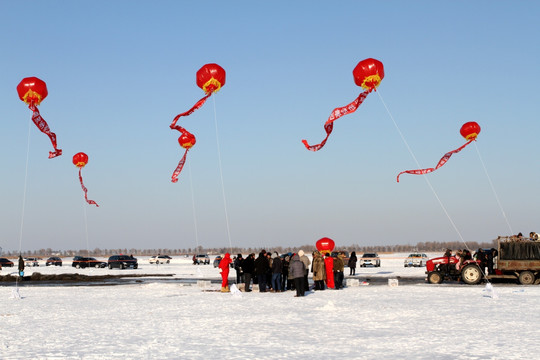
233, 254, 244, 285
298, 250, 311, 291
290, 253, 306, 297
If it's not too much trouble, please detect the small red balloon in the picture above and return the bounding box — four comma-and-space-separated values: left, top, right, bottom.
460, 121, 481, 141
178, 133, 196, 150
316, 237, 335, 253
17, 77, 48, 105
196, 63, 226, 94
73, 152, 89, 168
353, 58, 384, 91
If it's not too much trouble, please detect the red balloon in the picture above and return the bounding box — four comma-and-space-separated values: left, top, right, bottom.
196, 63, 226, 94
17, 77, 48, 105
178, 133, 196, 150
316, 237, 335, 253
73, 152, 89, 168
460, 121, 481, 141
353, 58, 384, 91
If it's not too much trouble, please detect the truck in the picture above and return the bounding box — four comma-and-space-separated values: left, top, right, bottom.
426, 237, 540, 285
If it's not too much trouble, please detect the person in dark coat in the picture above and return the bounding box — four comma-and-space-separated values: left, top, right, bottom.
348, 251, 358, 276
242, 253, 255, 292
271, 252, 283, 292
290, 254, 306, 297
281, 255, 290, 290
254, 251, 269, 292
18, 255, 25, 277
233, 254, 244, 284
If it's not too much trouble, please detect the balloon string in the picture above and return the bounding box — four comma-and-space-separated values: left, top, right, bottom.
82, 190, 90, 258
79, 168, 99, 206
376, 90, 470, 247
15, 117, 33, 292
473, 142, 514, 235
212, 96, 233, 255
187, 160, 200, 250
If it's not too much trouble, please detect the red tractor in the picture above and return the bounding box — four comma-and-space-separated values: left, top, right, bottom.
426, 255, 484, 285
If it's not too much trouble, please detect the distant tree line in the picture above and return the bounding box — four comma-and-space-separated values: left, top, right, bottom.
1, 240, 498, 258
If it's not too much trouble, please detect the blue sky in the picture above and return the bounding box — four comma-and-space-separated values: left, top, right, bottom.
1, 1, 539, 252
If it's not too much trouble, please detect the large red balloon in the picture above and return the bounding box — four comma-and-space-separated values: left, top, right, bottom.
353, 58, 384, 91
196, 63, 226, 94
178, 132, 196, 150
460, 121, 481, 141
316, 237, 335, 253
17, 77, 48, 105
73, 152, 89, 168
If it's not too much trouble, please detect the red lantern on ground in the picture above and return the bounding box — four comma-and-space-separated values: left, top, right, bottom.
72, 152, 98, 207
302, 58, 383, 151
353, 58, 385, 91
460, 121, 481, 141
17, 77, 61, 158
169, 63, 226, 182
316, 237, 335, 254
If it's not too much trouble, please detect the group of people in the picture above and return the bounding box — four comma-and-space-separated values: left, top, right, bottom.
218, 249, 353, 297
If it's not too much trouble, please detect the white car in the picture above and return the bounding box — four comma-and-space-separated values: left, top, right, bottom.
404, 253, 428, 267
359, 253, 380, 267
149, 255, 171, 264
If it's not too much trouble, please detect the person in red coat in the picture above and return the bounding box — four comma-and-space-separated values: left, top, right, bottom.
324, 253, 335, 289
219, 253, 232, 292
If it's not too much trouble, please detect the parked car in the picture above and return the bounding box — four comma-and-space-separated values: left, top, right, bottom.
24, 257, 40, 267
149, 255, 172, 264
359, 253, 381, 267
46, 256, 63, 266
193, 254, 210, 265
0, 258, 15, 267
213, 256, 222, 268
404, 253, 429, 267
108, 255, 138, 269
72, 257, 107, 268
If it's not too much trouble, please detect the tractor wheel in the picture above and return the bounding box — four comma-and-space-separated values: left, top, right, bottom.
427, 271, 443, 284
518, 271, 535, 285
461, 264, 482, 285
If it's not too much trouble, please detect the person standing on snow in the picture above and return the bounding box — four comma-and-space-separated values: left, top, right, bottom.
290, 253, 306, 297
312, 251, 326, 290
271, 252, 283, 292
324, 252, 335, 289
333, 252, 345, 289
242, 253, 255, 292
348, 251, 358, 276
233, 254, 244, 284
219, 253, 232, 292
298, 250, 311, 291
254, 251, 269, 292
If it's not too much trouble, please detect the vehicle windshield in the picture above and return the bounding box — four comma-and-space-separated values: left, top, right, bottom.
363, 253, 377, 257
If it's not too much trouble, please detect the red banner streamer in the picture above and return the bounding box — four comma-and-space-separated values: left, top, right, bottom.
29, 104, 62, 158
302, 89, 372, 151
171, 148, 189, 183
79, 168, 99, 206
396, 140, 474, 182
169, 93, 212, 131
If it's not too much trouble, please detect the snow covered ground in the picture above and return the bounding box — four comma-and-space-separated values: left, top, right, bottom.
1, 253, 538, 359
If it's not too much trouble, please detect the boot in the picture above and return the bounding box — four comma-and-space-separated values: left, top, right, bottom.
225, 286, 230, 292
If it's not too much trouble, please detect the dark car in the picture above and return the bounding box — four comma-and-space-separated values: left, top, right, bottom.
213, 255, 222, 268
72, 256, 107, 269
46, 256, 63, 266
108, 255, 138, 269
0, 258, 15, 267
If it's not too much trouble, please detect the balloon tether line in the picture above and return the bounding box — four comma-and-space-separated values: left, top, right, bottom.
376, 90, 492, 285
188, 161, 200, 251
212, 96, 233, 254
473, 142, 513, 235
15, 118, 32, 295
